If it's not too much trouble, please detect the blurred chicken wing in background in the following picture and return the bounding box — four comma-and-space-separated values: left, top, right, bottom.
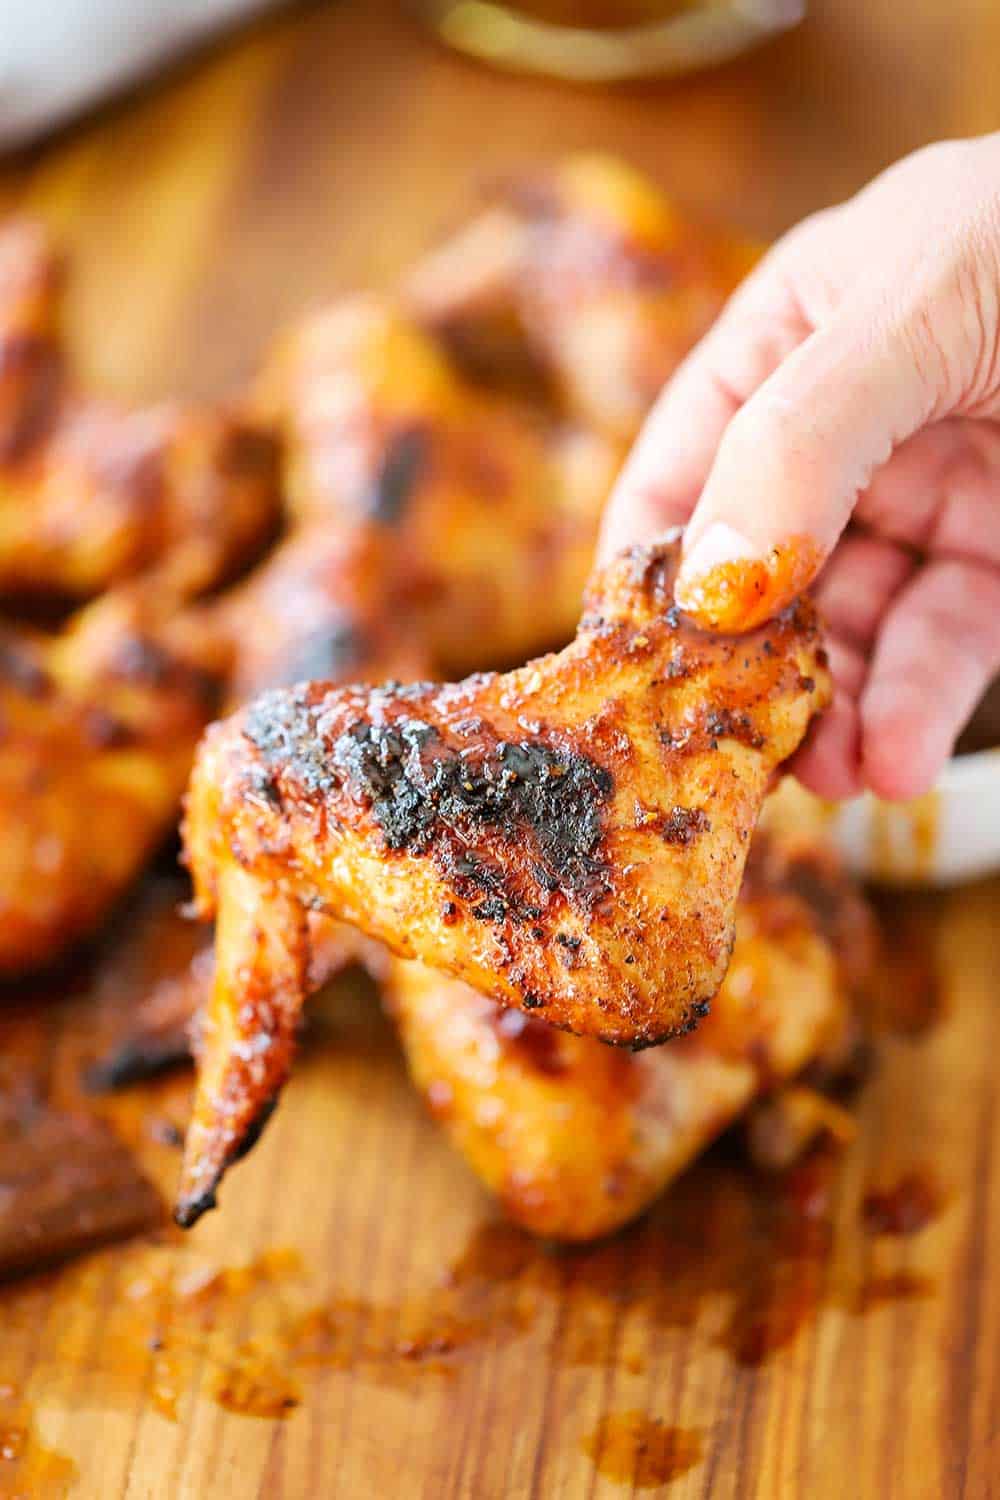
407, 155, 759, 440
0, 219, 280, 602
254, 296, 622, 673
0, 587, 223, 975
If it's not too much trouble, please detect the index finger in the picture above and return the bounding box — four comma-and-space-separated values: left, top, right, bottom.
598, 254, 813, 562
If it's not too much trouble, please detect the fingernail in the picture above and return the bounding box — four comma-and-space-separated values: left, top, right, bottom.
675, 522, 763, 630
682, 521, 759, 578
676, 524, 820, 633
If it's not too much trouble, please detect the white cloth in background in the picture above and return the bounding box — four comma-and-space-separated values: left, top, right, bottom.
0, 0, 284, 148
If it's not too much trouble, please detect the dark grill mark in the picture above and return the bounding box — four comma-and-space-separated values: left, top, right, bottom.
658, 805, 711, 846
332, 720, 613, 905
112, 635, 219, 710
244, 689, 335, 796
274, 620, 370, 687
0, 639, 51, 698
473, 896, 510, 924
367, 426, 429, 525
555, 931, 582, 968
331, 716, 436, 847
704, 708, 765, 750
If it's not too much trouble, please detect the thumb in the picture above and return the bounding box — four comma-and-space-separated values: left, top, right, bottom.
674, 307, 938, 631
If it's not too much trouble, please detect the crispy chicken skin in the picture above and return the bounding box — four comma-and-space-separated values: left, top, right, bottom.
388, 832, 871, 1240
254, 296, 622, 673
176, 538, 829, 1224
407, 155, 759, 440
0, 219, 280, 599
0, 590, 223, 975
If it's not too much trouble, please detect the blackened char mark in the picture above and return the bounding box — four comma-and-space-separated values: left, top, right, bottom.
244, 687, 336, 796
85, 1026, 190, 1091
658, 806, 710, 846
0, 637, 51, 697
112, 634, 221, 711
704, 707, 765, 750
271, 619, 370, 689
173, 1094, 279, 1230
367, 426, 429, 525
333, 720, 613, 905
229, 1093, 279, 1164
332, 716, 436, 848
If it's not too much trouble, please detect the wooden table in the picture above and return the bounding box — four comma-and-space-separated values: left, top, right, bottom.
1, 3, 999, 1495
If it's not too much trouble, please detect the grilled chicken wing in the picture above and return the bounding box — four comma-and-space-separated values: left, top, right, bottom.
407, 155, 759, 440
176, 537, 828, 1223
255, 296, 621, 672
388, 831, 873, 1240
0, 589, 223, 975
0, 219, 280, 599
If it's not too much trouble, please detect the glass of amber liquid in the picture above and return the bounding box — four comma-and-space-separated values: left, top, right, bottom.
414, 0, 804, 80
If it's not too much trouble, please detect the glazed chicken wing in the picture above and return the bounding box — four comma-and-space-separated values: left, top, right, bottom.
407, 155, 759, 440
0, 588, 223, 975
388, 830, 873, 1240
254, 296, 622, 673
176, 538, 828, 1223
0, 219, 280, 600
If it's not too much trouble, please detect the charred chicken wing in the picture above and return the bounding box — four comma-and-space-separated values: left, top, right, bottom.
176, 537, 829, 1223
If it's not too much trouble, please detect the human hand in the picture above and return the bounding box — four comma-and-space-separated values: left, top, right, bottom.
600, 134, 1000, 801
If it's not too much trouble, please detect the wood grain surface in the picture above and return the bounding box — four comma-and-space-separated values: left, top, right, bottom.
1, 3, 999, 1496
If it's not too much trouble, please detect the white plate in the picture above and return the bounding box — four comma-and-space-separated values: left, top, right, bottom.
764, 750, 1000, 887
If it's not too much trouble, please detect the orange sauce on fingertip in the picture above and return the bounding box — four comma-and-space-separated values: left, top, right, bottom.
676, 535, 822, 633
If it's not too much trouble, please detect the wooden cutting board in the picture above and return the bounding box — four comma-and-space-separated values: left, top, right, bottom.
1, 4, 999, 1495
